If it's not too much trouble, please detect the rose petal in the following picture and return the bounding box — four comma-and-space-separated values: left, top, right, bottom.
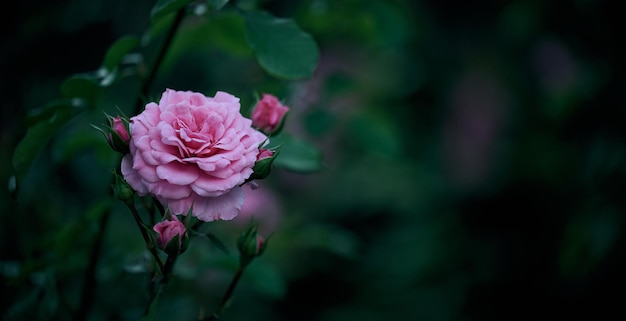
156, 162, 200, 185
150, 181, 191, 199
190, 172, 242, 197
121, 154, 149, 195
191, 187, 245, 221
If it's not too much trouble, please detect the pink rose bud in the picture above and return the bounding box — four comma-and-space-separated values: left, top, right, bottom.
237, 224, 268, 266
254, 235, 265, 255
251, 94, 289, 135
95, 114, 131, 154
250, 147, 280, 181
257, 148, 274, 161
111, 116, 130, 143
153, 215, 188, 255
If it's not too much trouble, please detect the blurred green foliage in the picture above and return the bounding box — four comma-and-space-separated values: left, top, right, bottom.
2, 0, 626, 321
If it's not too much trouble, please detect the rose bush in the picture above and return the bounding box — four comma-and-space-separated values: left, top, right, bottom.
122, 89, 268, 221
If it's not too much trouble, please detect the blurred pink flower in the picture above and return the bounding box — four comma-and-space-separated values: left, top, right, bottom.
234, 183, 282, 235
251, 93, 289, 135
122, 89, 267, 221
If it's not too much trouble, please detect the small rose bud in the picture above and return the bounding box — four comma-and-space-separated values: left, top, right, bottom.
111, 116, 130, 143
93, 114, 131, 154
112, 172, 134, 203
153, 215, 188, 255
257, 148, 274, 161
250, 147, 280, 181
106, 115, 130, 154
237, 224, 267, 267
251, 94, 289, 136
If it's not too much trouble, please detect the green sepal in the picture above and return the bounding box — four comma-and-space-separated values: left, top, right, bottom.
251, 146, 281, 181
112, 171, 135, 203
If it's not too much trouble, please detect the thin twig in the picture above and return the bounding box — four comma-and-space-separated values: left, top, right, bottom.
73, 211, 110, 321
134, 9, 186, 115
203, 266, 245, 321
126, 201, 166, 274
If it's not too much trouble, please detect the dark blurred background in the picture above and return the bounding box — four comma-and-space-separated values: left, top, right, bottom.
2, 0, 626, 320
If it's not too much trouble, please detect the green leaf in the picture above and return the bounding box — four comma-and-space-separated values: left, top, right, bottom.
52, 128, 108, 163
12, 102, 82, 185
140, 292, 161, 321
243, 10, 319, 80
270, 133, 323, 172
60, 74, 100, 102
25, 99, 76, 126
244, 261, 286, 299
297, 224, 360, 259
85, 199, 112, 222
151, 0, 194, 21
206, 233, 231, 255
208, 0, 229, 11
102, 35, 140, 71
349, 111, 403, 157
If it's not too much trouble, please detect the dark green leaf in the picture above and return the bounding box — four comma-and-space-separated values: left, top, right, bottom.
243, 10, 319, 79
12, 102, 82, 185
51, 128, 111, 164
140, 292, 161, 321
4, 271, 59, 320
270, 133, 323, 172
85, 200, 112, 221
349, 112, 403, 157
296, 224, 360, 259
151, 0, 193, 21
102, 35, 140, 71
208, 0, 229, 11
188, 11, 252, 57
244, 261, 286, 299
206, 233, 230, 255
305, 108, 337, 137
25, 100, 75, 126
60, 74, 100, 102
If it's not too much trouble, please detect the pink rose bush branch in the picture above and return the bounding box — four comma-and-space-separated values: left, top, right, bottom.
98, 88, 288, 320
11, 1, 319, 319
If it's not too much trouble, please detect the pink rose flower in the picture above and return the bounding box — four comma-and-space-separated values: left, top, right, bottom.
122, 89, 267, 221
153, 215, 186, 250
251, 93, 289, 135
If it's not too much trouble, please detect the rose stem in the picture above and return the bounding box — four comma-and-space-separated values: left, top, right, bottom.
203, 266, 246, 321
142, 253, 178, 318
140, 196, 156, 226
73, 210, 110, 321
125, 200, 166, 274
134, 8, 186, 115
